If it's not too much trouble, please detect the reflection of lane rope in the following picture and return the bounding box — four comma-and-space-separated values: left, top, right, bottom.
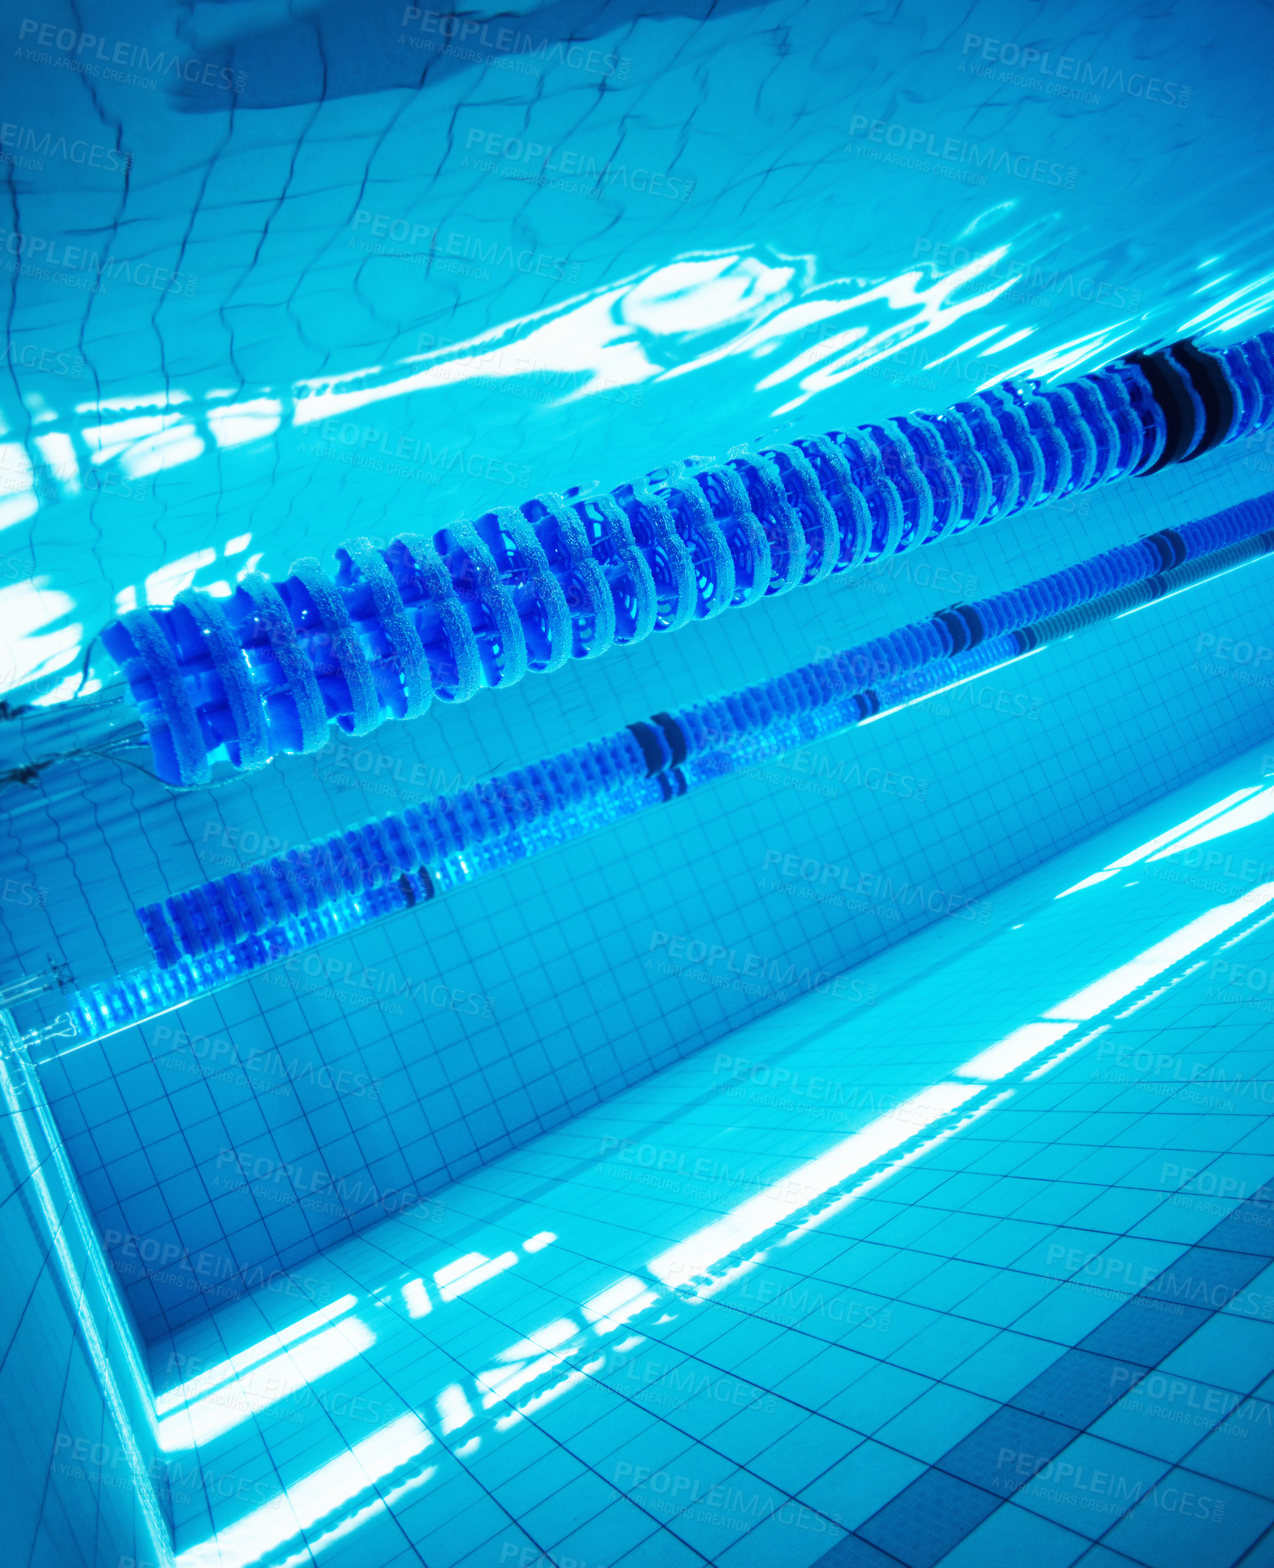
0, 638, 167, 793
102, 332, 1274, 787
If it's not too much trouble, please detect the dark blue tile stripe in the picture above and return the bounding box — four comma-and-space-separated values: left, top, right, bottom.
810, 1181, 1274, 1568
817, 1535, 910, 1567
937, 1406, 1077, 1495
1008, 1346, 1151, 1428
857, 1469, 1001, 1567
1078, 1296, 1210, 1364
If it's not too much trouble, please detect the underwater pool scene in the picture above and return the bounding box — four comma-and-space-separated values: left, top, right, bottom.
3, 1, 1274, 1565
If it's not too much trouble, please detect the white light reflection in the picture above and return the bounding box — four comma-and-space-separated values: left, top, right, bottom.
1179, 271, 1274, 336
0, 577, 81, 690
647, 1081, 981, 1290
583, 1276, 657, 1332
435, 1250, 519, 1300
143, 547, 217, 606
437, 1384, 474, 1434
758, 246, 1019, 413
1147, 788, 1274, 861
402, 1278, 432, 1317
477, 1318, 580, 1409
1057, 785, 1266, 897
860, 649, 1044, 724
958, 881, 1274, 1080
207, 398, 283, 448
156, 1293, 358, 1416
159, 1317, 374, 1451
175, 1413, 431, 1568
0, 440, 39, 528
989, 322, 1138, 387
1043, 881, 1274, 1022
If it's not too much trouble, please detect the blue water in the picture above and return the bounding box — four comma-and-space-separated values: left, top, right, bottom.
2, 1, 1274, 1565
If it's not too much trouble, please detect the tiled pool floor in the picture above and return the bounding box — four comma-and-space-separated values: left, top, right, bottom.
153, 742, 1274, 1568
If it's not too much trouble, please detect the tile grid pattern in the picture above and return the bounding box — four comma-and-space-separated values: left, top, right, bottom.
148, 743, 1274, 1568
22, 440, 1274, 1338
813, 1186, 1274, 1568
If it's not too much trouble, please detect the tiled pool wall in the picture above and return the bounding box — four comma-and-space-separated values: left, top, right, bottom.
0, 1025, 169, 1567
14, 429, 1273, 1342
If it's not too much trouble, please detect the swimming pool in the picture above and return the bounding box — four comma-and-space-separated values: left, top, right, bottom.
2, 2, 1274, 1565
